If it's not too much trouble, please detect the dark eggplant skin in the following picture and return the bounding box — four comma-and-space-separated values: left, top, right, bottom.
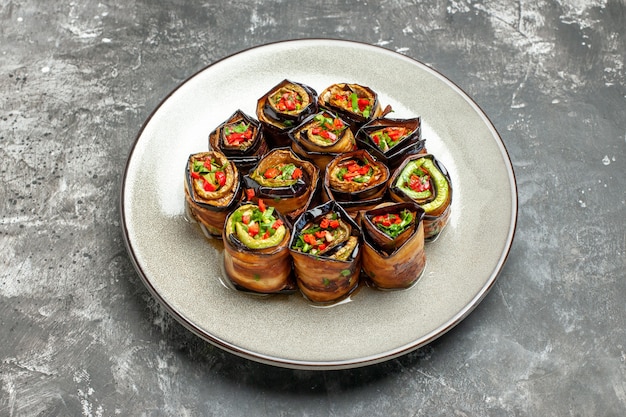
360, 202, 427, 289
184, 151, 243, 237
243, 148, 321, 222
388, 153, 452, 241
208, 109, 269, 172
222, 203, 296, 294
323, 149, 390, 218
288, 110, 356, 171
288, 201, 362, 303
256, 79, 318, 148
355, 116, 426, 171
360, 202, 423, 252
317, 83, 387, 131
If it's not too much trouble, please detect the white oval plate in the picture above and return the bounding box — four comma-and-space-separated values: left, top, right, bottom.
121, 39, 517, 370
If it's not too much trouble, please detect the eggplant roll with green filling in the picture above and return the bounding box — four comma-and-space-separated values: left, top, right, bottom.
317, 83, 385, 130
356, 116, 426, 170
389, 154, 452, 241
323, 149, 390, 217
222, 202, 295, 294
289, 201, 361, 303
360, 202, 426, 289
208, 110, 268, 172
184, 151, 242, 238
244, 148, 320, 221
256, 79, 318, 147
289, 110, 356, 171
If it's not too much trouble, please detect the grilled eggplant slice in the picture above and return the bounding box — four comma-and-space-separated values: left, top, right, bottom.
356, 116, 426, 170
222, 202, 295, 294
323, 149, 390, 217
184, 151, 242, 237
289, 201, 361, 303
289, 110, 356, 170
318, 83, 386, 130
256, 79, 318, 147
208, 110, 268, 172
244, 148, 320, 221
360, 202, 426, 289
389, 154, 452, 241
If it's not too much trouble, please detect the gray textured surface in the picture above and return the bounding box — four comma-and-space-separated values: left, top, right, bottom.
1, 0, 624, 416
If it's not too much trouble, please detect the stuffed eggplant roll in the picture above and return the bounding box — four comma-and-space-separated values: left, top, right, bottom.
208, 110, 268, 172
389, 154, 452, 241
244, 148, 320, 221
317, 83, 385, 130
184, 151, 242, 237
289, 110, 356, 170
360, 202, 426, 289
323, 149, 390, 217
222, 202, 295, 294
289, 201, 361, 303
356, 116, 426, 170
256, 79, 318, 147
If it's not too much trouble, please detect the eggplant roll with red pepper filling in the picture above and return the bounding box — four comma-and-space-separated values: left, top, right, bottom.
356, 116, 426, 170
184, 151, 242, 238
323, 149, 390, 217
317, 83, 385, 130
244, 148, 320, 222
360, 202, 426, 289
222, 202, 295, 293
289, 201, 361, 303
256, 79, 318, 147
289, 110, 356, 171
389, 154, 452, 241
208, 110, 268, 172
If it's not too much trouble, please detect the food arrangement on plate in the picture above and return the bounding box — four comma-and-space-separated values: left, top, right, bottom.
184, 79, 453, 304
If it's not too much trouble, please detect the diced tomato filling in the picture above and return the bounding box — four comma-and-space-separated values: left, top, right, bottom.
303, 233, 317, 245
311, 127, 338, 142
203, 181, 216, 192
387, 127, 406, 139
215, 171, 226, 187
264, 167, 280, 179
298, 214, 343, 254
248, 222, 259, 237
227, 131, 251, 145
340, 161, 372, 182
291, 168, 303, 179
373, 213, 402, 227
310, 115, 344, 143
193, 156, 229, 193
276, 91, 302, 112
409, 173, 431, 192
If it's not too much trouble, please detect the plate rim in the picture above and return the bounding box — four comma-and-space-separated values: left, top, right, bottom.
120, 38, 518, 370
